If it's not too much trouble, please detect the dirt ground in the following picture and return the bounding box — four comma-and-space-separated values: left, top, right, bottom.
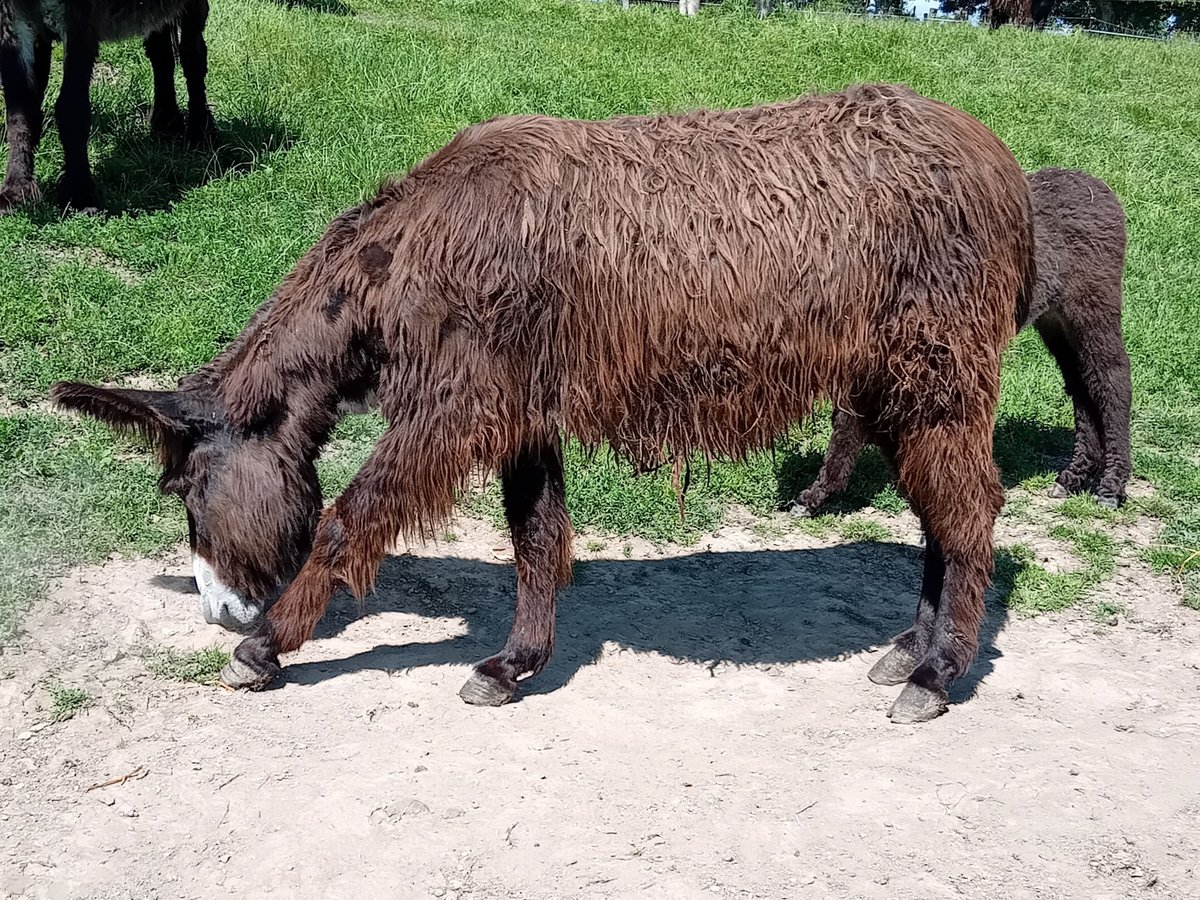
2, 510, 1198, 900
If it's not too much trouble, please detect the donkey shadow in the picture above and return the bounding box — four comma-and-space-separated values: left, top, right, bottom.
775, 415, 1076, 515
210, 540, 1022, 707
76, 114, 297, 217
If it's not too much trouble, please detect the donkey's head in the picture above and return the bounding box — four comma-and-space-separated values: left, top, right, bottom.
50, 381, 323, 632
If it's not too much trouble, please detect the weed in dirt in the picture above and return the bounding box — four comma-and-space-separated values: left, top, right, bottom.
144, 647, 231, 685
46, 682, 92, 722
1093, 599, 1128, 624
790, 514, 837, 539
1001, 525, 1118, 615
835, 517, 891, 543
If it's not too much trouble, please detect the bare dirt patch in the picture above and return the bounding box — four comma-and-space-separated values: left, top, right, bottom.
2, 516, 1198, 899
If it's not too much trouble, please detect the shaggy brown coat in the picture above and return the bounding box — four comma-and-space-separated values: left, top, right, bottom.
793, 167, 1131, 515
52, 83, 1036, 723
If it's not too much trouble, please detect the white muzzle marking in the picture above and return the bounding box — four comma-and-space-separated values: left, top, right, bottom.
192, 555, 264, 632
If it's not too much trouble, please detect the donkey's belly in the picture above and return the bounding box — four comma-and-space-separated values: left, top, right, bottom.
28, 0, 187, 41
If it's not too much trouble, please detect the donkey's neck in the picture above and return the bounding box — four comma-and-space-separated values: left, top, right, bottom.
195, 282, 382, 454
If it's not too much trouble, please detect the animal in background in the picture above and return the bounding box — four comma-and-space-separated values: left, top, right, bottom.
792, 167, 1131, 516
0, 0, 216, 214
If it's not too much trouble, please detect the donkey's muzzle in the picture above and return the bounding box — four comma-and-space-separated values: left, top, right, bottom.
192, 555, 267, 633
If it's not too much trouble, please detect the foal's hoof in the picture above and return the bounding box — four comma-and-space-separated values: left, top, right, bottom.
887, 683, 948, 724
459, 667, 516, 707
1096, 494, 1120, 511
868, 645, 920, 686
218, 654, 280, 692
1047, 482, 1070, 500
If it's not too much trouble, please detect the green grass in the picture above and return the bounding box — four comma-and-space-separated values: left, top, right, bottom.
45, 681, 92, 722
2, 0, 1199, 637
1093, 599, 1128, 624
143, 646, 231, 685
999, 524, 1119, 615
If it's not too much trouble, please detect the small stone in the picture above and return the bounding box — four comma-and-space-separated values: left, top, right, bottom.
1069, 767, 1080, 776
875, 876, 889, 885
1106, 615, 1119, 626
17, 732, 33, 741
407, 701, 419, 708
415, 765, 428, 773
722, 854, 734, 863
98, 797, 116, 807
29, 722, 51, 733
116, 805, 138, 818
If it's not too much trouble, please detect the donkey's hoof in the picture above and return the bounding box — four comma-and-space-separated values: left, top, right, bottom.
887, 683, 948, 724
1048, 482, 1070, 499
1096, 494, 1120, 511
218, 655, 280, 692
868, 645, 920, 686
459, 668, 516, 707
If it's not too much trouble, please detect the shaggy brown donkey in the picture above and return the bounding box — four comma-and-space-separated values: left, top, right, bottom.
51, 84, 1036, 724
793, 167, 1131, 516
0, 0, 215, 214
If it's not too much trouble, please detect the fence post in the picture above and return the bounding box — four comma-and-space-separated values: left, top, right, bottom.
679, 0, 700, 15
756, 0, 771, 18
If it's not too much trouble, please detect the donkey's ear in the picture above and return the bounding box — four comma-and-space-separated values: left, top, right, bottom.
49, 382, 191, 445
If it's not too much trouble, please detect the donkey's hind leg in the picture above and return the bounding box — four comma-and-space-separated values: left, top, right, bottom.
460, 440, 573, 707
885, 417, 1004, 723
791, 409, 868, 516
1035, 316, 1104, 498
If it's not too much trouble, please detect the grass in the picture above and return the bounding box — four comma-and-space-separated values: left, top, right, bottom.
2, 0, 1199, 638
143, 646, 231, 685
45, 681, 92, 722
999, 524, 1119, 615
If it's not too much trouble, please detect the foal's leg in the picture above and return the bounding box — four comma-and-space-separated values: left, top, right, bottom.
792, 410, 867, 515
0, 27, 51, 212
55, 12, 101, 212
144, 27, 185, 136
1070, 312, 1133, 509
178, 0, 216, 144
884, 417, 1004, 723
460, 441, 573, 706
1034, 316, 1103, 498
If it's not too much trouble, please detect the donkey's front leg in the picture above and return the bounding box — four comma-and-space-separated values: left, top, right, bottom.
218, 510, 345, 690
460, 441, 574, 707
220, 425, 414, 690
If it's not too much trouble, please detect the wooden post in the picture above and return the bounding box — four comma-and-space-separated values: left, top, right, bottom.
756, 0, 771, 18
679, 0, 700, 16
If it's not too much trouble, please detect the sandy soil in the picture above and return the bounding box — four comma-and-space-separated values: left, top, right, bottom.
2, 512, 1198, 900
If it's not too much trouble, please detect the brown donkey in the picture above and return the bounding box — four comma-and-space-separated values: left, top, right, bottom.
52, 84, 1036, 724
793, 167, 1131, 517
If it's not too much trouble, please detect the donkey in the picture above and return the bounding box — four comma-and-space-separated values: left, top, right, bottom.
792, 167, 1132, 516
0, 0, 215, 214
51, 84, 1036, 724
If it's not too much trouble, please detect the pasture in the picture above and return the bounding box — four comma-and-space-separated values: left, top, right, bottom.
1, 1, 1199, 896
